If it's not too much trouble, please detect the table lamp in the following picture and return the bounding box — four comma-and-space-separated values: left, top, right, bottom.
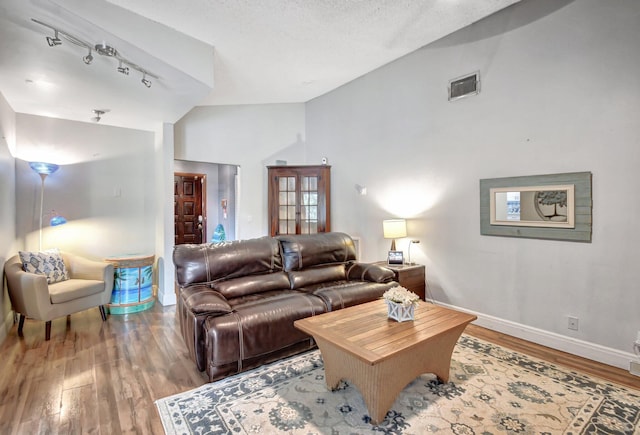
383, 219, 407, 251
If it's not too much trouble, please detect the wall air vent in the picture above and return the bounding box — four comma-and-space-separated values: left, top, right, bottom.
448, 71, 480, 101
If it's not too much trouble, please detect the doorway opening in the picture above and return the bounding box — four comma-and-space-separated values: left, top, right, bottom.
174, 160, 238, 245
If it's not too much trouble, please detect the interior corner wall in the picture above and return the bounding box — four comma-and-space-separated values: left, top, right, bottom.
304, 0, 640, 360
174, 103, 306, 239
0, 92, 17, 344
157, 122, 176, 307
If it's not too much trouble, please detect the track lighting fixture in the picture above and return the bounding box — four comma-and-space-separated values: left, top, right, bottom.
117, 61, 129, 75
141, 73, 152, 88
83, 48, 93, 65
46, 30, 62, 47
32, 18, 159, 89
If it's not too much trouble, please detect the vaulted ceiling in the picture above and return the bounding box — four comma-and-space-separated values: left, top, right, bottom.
0, 0, 520, 131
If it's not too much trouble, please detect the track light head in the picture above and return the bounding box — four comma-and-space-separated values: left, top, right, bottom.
83, 49, 93, 65
141, 73, 152, 88
117, 61, 129, 75
46, 30, 61, 47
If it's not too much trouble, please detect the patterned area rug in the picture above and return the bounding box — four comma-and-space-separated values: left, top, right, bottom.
155, 335, 640, 434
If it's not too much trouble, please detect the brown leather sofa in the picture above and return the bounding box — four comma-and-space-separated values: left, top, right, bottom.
173, 232, 397, 381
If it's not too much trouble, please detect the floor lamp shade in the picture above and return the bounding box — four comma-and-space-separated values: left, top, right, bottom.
383, 219, 407, 251
29, 161, 61, 250
29, 162, 59, 175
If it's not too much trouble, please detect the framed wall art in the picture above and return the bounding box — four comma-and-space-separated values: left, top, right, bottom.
480, 172, 592, 242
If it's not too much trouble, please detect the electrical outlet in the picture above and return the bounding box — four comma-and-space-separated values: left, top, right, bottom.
568, 316, 579, 331
630, 361, 640, 377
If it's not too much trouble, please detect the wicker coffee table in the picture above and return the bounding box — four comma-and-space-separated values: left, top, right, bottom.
294, 299, 476, 424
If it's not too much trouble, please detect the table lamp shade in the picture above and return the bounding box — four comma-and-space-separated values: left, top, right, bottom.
383, 219, 407, 251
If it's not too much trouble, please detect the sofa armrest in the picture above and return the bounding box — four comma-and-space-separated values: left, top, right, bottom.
346, 262, 396, 283
5, 263, 52, 320
177, 284, 233, 372
180, 285, 232, 316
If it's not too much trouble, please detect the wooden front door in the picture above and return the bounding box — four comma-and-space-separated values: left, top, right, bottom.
174, 173, 206, 244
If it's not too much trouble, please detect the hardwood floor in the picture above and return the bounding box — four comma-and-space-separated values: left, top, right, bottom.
0, 305, 638, 434
0, 304, 207, 435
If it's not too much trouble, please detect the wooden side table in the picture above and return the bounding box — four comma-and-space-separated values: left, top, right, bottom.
375, 261, 426, 300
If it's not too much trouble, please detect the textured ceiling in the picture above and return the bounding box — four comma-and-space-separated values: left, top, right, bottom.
0, 0, 520, 130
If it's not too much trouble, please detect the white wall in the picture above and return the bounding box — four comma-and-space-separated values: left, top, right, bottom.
174, 103, 306, 239
305, 0, 640, 364
13, 114, 157, 261
0, 92, 17, 343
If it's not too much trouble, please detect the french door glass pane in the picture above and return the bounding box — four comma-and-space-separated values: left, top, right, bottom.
309, 177, 318, 190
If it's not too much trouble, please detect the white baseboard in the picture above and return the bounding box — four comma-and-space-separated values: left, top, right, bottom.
436, 301, 637, 372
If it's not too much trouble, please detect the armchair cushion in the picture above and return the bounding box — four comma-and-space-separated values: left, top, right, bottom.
18, 248, 69, 284
48, 279, 106, 304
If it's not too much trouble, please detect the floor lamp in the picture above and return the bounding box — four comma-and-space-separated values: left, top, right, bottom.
29, 162, 65, 251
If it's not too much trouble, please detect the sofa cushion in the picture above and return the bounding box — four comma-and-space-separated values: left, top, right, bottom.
19, 248, 70, 284
288, 264, 346, 289
277, 232, 356, 271
205, 291, 327, 367
212, 272, 290, 299
173, 237, 283, 286
48, 279, 104, 304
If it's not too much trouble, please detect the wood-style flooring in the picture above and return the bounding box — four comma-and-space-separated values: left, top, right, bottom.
0, 304, 638, 434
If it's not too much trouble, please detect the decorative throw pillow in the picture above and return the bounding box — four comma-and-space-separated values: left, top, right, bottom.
18, 248, 69, 284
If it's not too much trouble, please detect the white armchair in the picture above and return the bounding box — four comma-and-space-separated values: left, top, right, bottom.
4, 252, 114, 340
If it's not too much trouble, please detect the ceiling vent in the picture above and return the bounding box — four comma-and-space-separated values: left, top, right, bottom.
448, 71, 480, 101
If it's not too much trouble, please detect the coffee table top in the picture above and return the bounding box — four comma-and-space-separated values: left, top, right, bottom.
294, 299, 477, 365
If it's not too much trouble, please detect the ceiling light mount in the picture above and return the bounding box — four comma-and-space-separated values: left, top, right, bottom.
32, 18, 159, 89
91, 109, 109, 122
95, 43, 117, 57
